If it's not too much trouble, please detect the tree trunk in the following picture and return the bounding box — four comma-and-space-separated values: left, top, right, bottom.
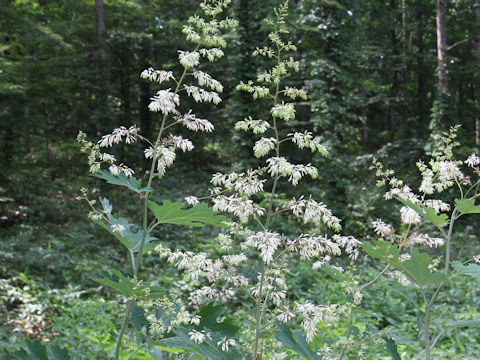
416, 0, 427, 137
475, 4, 480, 145
95, 0, 107, 65
436, 0, 447, 93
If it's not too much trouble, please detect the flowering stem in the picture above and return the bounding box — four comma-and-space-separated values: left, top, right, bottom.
115, 36, 205, 359
253, 32, 282, 359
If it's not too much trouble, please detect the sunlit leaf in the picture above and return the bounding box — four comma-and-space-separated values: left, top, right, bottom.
148, 200, 228, 227
454, 198, 480, 215
452, 261, 480, 279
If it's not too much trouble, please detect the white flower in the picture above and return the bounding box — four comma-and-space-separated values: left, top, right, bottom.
140, 67, 175, 83
372, 219, 394, 237
288, 197, 342, 232
193, 71, 223, 92
465, 153, 480, 167
213, 195, 264, 221
189, 330, 210, 344
149, 89, 180, 114
277, 306, 296, 323
253, 137, 276, 158
408, 233, 444, 248
270, 102, 295, 122
178, 111, 214, 132
333, 235, 360, 260
290, 131, 328, 156
217, 337, 236, 352
185, 85, 221, 104
110, 224, 126, 235
243, 231, 282, 264
234, 117, 270, 134
169, 135, 194, 152
185, 196, 199, 206
286, 234, 341, 260
473, 255, 480, 264
99, 126, 140, 147
178, 50, 200, 68
198, 47, 224, 61
400, 206, 421, 225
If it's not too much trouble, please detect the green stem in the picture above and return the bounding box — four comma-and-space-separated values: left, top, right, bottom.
424, 208, 457, 360
114, 301, 132, 360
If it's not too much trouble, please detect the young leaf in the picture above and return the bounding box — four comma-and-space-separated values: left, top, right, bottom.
454, 198, 480, 215
92, 269, 163, 299
401, 248, 448, 287
396, 197, 448, 227
148, 200, 228, 227
383, 336, 401, 360
452, 261, 480, 279
275, 322, 321, 359
93, 169, 152, 194
361, 241, 447, 287
95, 198, 156, 251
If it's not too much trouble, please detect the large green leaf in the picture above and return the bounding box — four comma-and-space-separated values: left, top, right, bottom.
396, 197, 448, 227
95, 198, 156, 251
13, 341, 70, 360
92, 269, 163, 299
148, 200, 228, 227
275, 322, 322, 359
454, 198, 480, 215
361, 241, 447, 288
131, 306, 151, 335
401, 248, 448, 287
94, 169, 152, 194
452, 261, 480, 279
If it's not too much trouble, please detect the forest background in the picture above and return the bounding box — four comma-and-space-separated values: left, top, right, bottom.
1, 0, 479, 358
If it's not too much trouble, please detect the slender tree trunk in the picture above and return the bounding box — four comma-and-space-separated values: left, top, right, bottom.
436, 0, 447, 93
95, 0, 107, 65
388, 0, 399, 138
416, 0, 427, 137
475, 4, 480, 145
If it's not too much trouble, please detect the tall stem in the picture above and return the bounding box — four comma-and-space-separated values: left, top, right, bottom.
424, 208, 457, 359
115, 38, 202, 359
253, 37, 282, 360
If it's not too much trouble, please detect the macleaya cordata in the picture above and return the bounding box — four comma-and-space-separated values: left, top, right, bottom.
155, 2, 360, 359
363, 126, 480, 360
77, 1, 236, 359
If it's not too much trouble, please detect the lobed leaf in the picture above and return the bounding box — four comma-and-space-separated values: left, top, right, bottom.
275, 322, 322, 359
148, 200, 228, 227
454, 198, 480, 215
396, 197, 448, 227
93, 169, 152, 194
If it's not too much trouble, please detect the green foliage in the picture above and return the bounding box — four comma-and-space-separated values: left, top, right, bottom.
361, 241, 448, 288
94, 170, 152, 194
396, 197, 449, 227
148, 200, 228, 228
275, 322, 321, 359
454, 198, 480, 215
